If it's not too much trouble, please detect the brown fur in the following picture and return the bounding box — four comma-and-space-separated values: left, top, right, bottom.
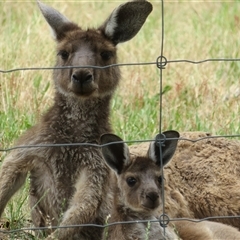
102, 132, 240, 240
173, 221, 240, 240
100, 132, 180, 240
130, 131, 240, 229
0, 1, 152, 239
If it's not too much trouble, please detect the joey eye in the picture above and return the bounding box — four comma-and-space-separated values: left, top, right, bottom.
158, 176, 163, 184
100, 51, 113, 61
58, 50, 69, 60
126, 177, 137, 187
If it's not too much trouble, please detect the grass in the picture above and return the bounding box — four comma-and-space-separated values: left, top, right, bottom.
0, 0, 240, 238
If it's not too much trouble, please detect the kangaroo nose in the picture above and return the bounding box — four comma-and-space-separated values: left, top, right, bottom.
71, 70, 93, 85
146, 192, 159, 203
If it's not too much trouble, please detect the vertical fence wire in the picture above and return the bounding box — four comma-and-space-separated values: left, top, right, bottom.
158, 0, 167, 236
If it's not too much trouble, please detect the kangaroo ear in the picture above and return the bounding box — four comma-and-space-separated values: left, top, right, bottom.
100, 134, 130, 174
37, 0, 79, 41
99, 0, 152, 45
148, 131, 180, 167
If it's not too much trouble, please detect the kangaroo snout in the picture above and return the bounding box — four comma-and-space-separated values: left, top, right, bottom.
71, 69, 97, 96
71, 70, 94, 85
146, 191, 159, 202
144, 191, 160, 209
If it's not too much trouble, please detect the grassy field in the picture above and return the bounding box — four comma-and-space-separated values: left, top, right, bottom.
0, 0, 240, 238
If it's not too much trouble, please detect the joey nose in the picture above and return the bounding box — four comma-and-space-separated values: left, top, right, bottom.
71, 71, 93, 85
146, 192, 159, 203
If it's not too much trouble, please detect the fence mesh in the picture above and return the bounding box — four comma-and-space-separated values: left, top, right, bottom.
0, 0, 240, 239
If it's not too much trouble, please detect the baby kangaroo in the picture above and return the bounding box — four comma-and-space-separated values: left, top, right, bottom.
101, 132, 240, 240
100, 131, 180, 240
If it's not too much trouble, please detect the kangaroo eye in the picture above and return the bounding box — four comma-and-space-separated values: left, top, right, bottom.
100, 51, 113, 61
158, 176, 163, 184
126, 177, 137, 187
58, 50, 69, 60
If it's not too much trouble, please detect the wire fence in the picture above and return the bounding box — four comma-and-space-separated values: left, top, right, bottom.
1, 57, 240, 74
0, 133, 240, 153
0, 0, 240, 239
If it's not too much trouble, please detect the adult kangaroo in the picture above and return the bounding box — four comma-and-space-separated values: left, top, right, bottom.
0, 1, 152, 239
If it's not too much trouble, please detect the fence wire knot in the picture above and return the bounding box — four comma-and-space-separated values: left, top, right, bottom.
156, 56, 167, 69
159, 213, 170, 227
156, 133, 166, 147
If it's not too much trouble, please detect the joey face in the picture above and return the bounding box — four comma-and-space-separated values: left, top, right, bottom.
101, 131, 179, 216
54, 29, 120, 99
119, 157, 163, 213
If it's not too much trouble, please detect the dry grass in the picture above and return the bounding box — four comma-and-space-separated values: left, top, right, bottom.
0, 0, 240, 237
1, 1, 239, 144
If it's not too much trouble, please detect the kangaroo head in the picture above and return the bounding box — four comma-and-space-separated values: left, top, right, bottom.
100, 131, 180, 214
37, 0, 152, 100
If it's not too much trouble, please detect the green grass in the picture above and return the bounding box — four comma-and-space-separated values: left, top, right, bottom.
0, 0, 240, 238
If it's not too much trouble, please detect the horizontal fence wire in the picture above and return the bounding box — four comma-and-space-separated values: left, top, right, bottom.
1, 0, 240, 238
0, 134, 240, 152
1, 57, 240, 73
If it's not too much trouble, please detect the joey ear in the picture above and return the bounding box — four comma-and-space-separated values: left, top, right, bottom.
148, 131, 180, 167
100, 134, 130, 174
99, 0, 152, 44
37, 0, 79, 41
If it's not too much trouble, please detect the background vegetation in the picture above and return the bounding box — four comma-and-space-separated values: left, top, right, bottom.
0, 0, 239, 238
